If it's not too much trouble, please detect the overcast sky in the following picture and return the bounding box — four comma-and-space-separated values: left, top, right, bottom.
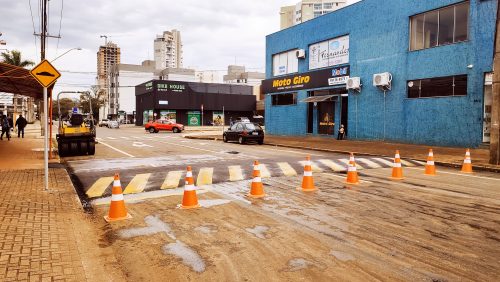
1, 0, 361, 95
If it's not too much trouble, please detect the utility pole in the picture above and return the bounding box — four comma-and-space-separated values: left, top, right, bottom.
490, 4, 500, 165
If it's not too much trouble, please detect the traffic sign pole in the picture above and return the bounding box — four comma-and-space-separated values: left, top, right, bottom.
43, 87, 48, 191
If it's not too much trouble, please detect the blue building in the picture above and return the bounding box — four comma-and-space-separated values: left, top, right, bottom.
264, 0, 497, 147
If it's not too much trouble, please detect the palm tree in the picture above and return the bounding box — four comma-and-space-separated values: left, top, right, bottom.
1, 50, 34, 68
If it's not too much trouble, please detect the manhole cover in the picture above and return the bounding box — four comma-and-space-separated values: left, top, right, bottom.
226, 151, 240, 154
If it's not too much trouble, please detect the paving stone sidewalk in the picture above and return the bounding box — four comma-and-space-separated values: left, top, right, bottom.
0, 169, 87, 281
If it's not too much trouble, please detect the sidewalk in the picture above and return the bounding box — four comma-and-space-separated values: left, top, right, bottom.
186, 133, 500, 172
0, 122, 125, 281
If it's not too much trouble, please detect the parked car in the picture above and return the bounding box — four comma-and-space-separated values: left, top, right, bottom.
107, 120, 120, 129
235, 117, 250, 123
223, 122, 264, 145
98, 119, 109, 127
145, 119, 184, 133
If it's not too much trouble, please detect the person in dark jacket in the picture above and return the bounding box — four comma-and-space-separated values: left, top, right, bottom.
15, 114, 28, 138
1, 115, 10, 141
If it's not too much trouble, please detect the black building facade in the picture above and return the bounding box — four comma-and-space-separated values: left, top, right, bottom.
135, 80, 256, 126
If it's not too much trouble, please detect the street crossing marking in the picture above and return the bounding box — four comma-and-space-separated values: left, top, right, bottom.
259, 164, 271, 178
83, 157, 425, 198
107, 137, 117, 140
277, 162, 297, 176
86, 177, 114, 198
338, 158, 364, 170
229, 166, 244, 181
318, 159, 345, 171
161, 171, 183, 189
197, 167, 214, 186
299, 160, 323, 172
356, 158, 383, 168
372, 157, 394, 167
399, 159, 416, 167
123, 173, 151, 194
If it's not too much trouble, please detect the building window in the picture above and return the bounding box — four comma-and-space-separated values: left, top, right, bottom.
272, 49, 298, 76
271, 93, 297, 106
407, 75, 467, 98
314, 11, 322, 18
410, 1, 469, 51
314, 3, 322, 10
323, 3, 333, 9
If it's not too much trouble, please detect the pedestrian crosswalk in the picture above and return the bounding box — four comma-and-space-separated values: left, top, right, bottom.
84, 157, 424, 199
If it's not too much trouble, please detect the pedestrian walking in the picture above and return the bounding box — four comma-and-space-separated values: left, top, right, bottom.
337, 124, 345, 140
15, 114, 28, 138
229, 117, 234, 126
1, 115, 11, 141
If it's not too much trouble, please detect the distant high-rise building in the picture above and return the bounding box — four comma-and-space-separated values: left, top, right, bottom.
280, 0, 347, 29
97, 42, 121, 117
154, 30, 183, 70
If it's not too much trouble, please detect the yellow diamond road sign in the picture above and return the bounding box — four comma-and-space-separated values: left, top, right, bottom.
30, 59, 61, 88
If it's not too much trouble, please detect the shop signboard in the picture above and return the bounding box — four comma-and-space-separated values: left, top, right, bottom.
187, 111, 201, 126
309, 35, 349, 70
213, 111, 224, 126
262, 66, 350, 94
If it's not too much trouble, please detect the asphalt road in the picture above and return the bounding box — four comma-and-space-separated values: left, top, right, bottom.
65, 126, 425, 200
62, 125, 500, 280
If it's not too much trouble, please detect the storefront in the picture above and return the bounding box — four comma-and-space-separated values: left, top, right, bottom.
262, 66, 349, 137
135, 80, 256, 126
264, 0, 497, 147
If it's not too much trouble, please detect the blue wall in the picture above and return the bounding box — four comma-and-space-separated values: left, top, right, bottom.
265, 0, 497, 147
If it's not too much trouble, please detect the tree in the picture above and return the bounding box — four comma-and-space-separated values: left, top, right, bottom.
0, 50, 34, 67
80, 86, 105, 120
52, 98, 78, 120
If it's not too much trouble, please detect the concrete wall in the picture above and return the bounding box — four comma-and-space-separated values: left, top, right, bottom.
265, 0, 497, 147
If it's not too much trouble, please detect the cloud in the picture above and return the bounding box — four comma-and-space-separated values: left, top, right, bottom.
1, 0, 357, 94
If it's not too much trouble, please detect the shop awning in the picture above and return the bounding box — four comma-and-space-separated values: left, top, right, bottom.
300, 95, 337, 103
0, 62, 43, 99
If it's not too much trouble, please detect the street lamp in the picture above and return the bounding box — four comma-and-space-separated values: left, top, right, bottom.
50, 47, 82, 62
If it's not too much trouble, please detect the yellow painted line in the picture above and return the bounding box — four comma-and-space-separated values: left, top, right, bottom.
299, 161, 323, 172
196, 167, 214, 186
229, 166, 244, 181
338, 159, 364, 170
259, 164, 271, 178
356, 158, 382, 168
399, 159, 415, 167
123, 173, 151, 194
318, 159, 345, 171
86, 177, 114, 198
161, 171, 183, 189
277, 162, 297, 176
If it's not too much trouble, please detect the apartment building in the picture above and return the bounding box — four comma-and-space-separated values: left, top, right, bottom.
97, 42, 121, 118
154, 30, 183, 70
280, 0, 347, 29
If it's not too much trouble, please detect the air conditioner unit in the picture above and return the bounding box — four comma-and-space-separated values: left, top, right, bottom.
346, 77, 361, 91
296, 49, 306, 59
373, 72, 392, 87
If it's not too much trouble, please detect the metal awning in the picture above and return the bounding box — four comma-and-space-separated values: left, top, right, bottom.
0, 62, 43, 99
300, 95, 337, 103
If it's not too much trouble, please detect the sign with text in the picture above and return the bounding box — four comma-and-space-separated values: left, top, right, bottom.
309, 35, 349, 70
262, 66, 350, 94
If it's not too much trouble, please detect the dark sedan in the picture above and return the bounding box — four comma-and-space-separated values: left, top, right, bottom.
223, 122, 264, 145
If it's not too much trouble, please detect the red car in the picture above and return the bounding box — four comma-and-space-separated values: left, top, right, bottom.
145, 119, 184, 133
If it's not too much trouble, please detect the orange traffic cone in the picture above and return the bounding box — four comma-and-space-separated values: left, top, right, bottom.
346, 153, 359, 184
180, 166, 200, 209
461, 149, 473, 173
104, 173, 132, 222
391, 150, 404, 180
248, 160, 265, 198
300, 156, 317, 191
424, 149, 436, 175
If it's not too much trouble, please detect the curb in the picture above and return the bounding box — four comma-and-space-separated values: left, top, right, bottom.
183, 135, 500, 173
